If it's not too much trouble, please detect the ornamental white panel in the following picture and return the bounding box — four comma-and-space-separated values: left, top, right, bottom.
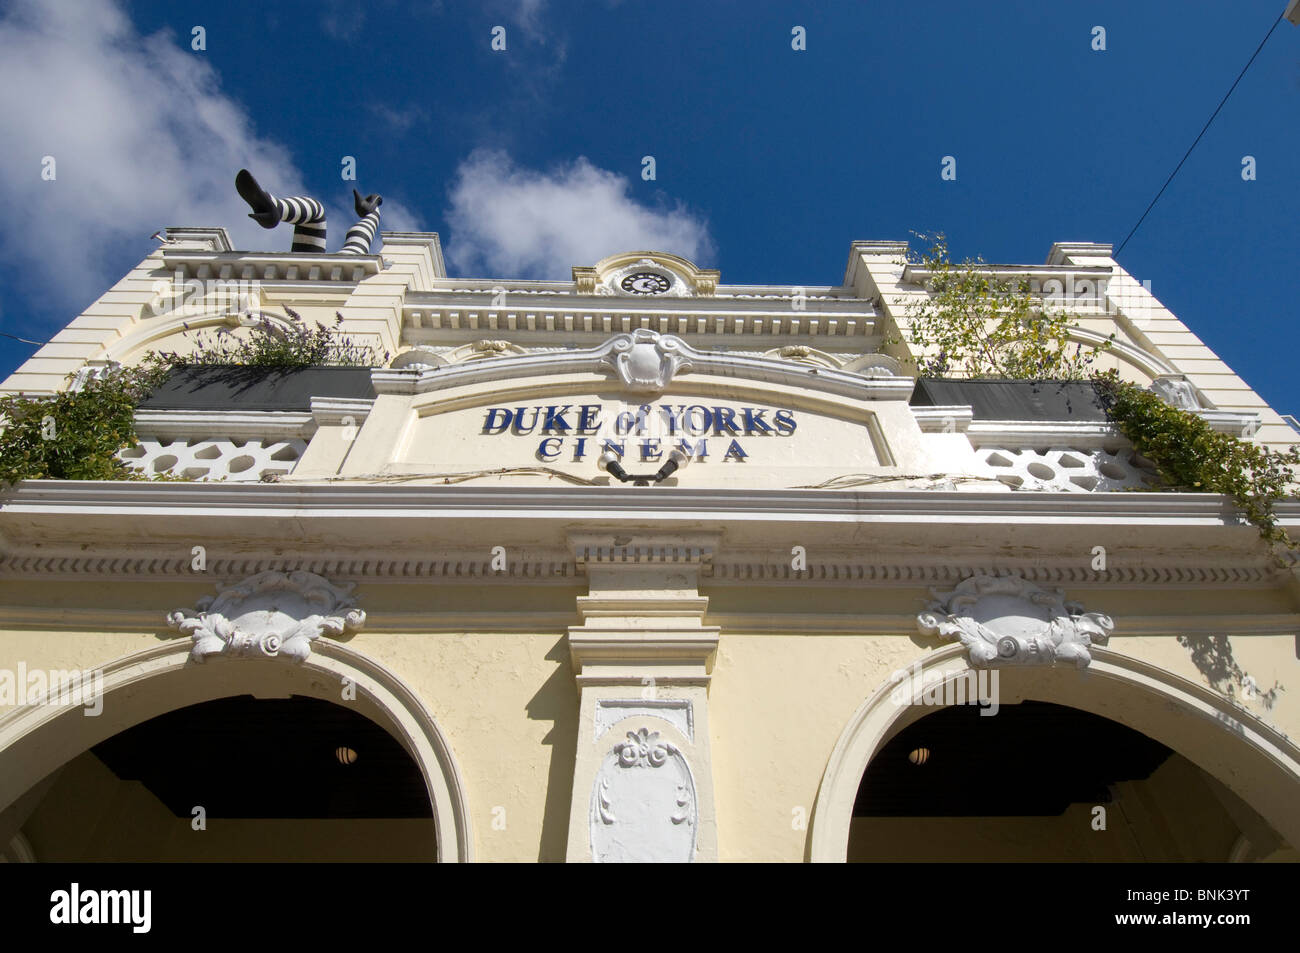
590, 728, 697, 863
978, 446, 1158, 492
119, 437, 306, 481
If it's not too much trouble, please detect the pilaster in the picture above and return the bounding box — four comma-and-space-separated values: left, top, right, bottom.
564, 533, 720, 862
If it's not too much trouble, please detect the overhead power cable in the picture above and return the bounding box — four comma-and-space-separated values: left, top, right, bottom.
1115, 11, 1285, 256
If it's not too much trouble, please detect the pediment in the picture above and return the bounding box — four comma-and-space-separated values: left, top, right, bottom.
572, 252, 719, 298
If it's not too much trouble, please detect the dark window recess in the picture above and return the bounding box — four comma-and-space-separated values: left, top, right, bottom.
140, 365, 375, 412
909, 378, 1110, 422
92, 695, 432, 819
854, 700, 1171, 817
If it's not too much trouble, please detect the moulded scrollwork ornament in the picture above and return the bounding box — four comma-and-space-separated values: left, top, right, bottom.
917, 573, 1113, 668
840, 353, 902, 378
69, 361, 120, 392
590, 726, 697, 862
616, 728, 672, 767
598, 329, 692, 393
1150, 374, 1202, 411
168, 570, 365, 663
390, 345, 447, 370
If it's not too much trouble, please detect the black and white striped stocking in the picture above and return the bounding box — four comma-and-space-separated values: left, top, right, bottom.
274, 196, 328, 253
342, 190, 383, 255
341, 209, 380, 255
238, 170, 383, 254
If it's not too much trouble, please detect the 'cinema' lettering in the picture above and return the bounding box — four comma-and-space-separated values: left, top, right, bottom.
479, 401, 798, 465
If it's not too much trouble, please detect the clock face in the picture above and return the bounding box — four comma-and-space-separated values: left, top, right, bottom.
621, 272, 671, 295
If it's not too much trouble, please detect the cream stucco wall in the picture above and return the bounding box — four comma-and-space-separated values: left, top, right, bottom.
1, 235, 1297, 863
2, 572, 1297, 861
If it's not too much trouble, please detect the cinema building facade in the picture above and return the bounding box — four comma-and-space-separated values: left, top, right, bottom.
0, 230, 1297, 863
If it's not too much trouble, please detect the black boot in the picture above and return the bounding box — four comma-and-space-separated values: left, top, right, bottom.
236, 169, 281, 229
354, 189, 383, 217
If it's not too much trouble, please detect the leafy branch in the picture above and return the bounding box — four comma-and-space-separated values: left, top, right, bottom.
887, 233, 1113, 380
157, 308, 386, 368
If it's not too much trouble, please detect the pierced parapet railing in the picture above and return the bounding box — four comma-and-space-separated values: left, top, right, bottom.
118, 437, 307, 481
978, 446, 1161, 492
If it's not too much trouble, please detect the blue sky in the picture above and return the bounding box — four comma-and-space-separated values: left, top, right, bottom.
1, 0, 1297, 413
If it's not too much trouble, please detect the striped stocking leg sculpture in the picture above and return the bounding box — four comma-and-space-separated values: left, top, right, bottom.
342, 190, 382, 255
235, 169, 382, 255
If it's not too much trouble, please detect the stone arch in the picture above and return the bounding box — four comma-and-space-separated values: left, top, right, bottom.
808, 643, 1300, 862
1067, 327, 1174, 383
0, 639, 473, 862
104, 308, 301, 365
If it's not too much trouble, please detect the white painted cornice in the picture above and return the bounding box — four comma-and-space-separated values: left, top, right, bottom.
706, 557, 1284, 589
379, 231, 445, 276
371, 332, 914, 401
401, 295, 877, 349
702, 611, 1300, 636
160, 227, 233, 252
571, 533, 718, 572
567, 633, 719, 687
965, 420, 1122, 449
133, 409, 315, 439
5, 602, 1294, 637
0, 550, 1284, 589
405, 291, 869, 312
912, 406, 974, 432
0, 483, 1291, 590
900, 263, 1114, 288
161, 250, 382, 283
309, 397, 374, 426
4, 481, 1294, 524
1197, 410, 1261, 437
1047, 242, 1115, 265
411, 282, 854, 301
843, 242, 911, 287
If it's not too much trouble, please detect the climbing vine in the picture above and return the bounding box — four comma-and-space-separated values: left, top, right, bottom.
887, 235, 1300, 548
1094, 371, 1300, 550
0, 309, 382, 487
889, 236, 1298, 706
0, 358, 171, 484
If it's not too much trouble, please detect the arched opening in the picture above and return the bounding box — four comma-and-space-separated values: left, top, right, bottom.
849, 700, 1294, 862
0, 642, 472, 862
13, 695, 435, 861
809, 645, 1300, 862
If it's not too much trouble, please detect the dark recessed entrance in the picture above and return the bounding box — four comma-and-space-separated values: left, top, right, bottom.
12, 693, 438, 861
855, 700, 1170, 817
848, 700, 1279, 862
93, 695, 433, 819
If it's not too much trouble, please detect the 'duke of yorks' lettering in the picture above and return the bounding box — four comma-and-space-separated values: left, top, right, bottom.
481, 403, 799, 464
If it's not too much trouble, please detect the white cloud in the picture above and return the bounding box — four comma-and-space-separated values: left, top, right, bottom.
369, 103, 418, 134
0, 0, 420, 314
376, 200, 422, 234
513, 0, 547, 33
444, 150, 713, 279
320, 0, 365, 40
